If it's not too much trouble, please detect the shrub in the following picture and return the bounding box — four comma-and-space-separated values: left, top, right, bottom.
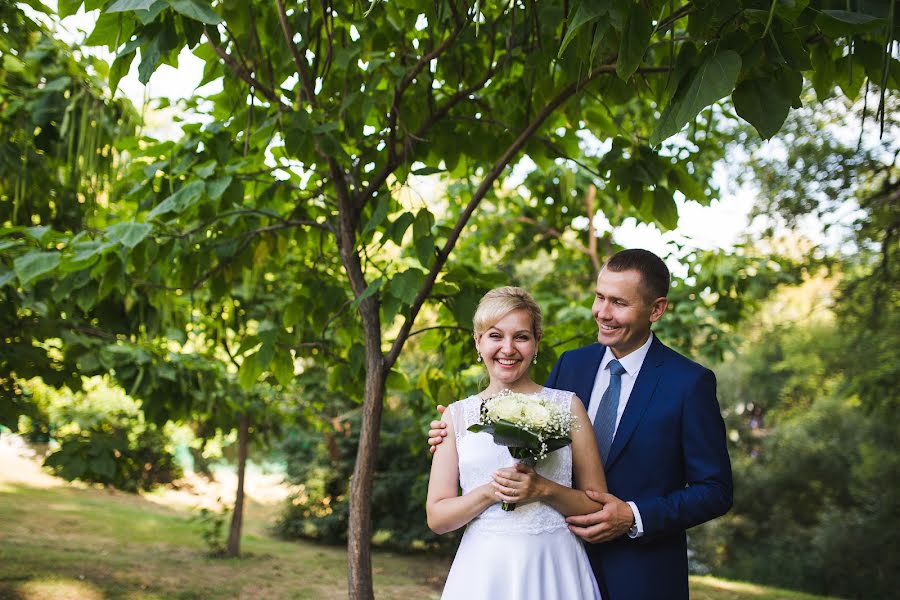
44, 417, 182, 492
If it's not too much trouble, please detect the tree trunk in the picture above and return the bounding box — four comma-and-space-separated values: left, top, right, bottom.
347, 299, 385, 600
226, 412, 250, 557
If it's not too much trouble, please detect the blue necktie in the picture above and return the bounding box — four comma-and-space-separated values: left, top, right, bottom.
595, 359, 626, 463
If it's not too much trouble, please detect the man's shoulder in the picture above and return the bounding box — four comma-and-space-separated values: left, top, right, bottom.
652, 337, 713, 378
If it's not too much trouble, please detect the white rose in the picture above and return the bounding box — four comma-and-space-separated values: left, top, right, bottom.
487, 395, 521, 421
521, 402, 551, 428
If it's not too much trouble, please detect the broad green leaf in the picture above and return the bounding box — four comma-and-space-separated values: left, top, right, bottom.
147, 180, 205, 219
361, 195, 391, 237
105, 0, 156, 13
774, 0, 809, 23
25, 226, 53, 243
617, 3, 652, 80
558, 0, 611, 58
668, 167, 706, 203
810, 43, 836, 101
168, 0, 223, 24
0, 267, 16, 288
388, 269, 425, 305
238, 353, 263, 390
3, 55, 25, 74
58, 0, 85, 18
282, 301, 304, 328
206, 176, 232, 200
652, 187, 678, 231
411, 166, 443, 176
650, 50, 742, 146
14, 251, 61, 286
106, 221, 153, 249
816, 10, 887, 37
271, 351, 295, 387
86, 11, 135, 48
733, 77, 791, 140
351, 277, 384, 310
0, 239, 23, 253
109, 52, 136, 96
413, 210, 435, 267
387, 212, 415, 245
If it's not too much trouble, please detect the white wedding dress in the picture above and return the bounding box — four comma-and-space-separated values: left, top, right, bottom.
441, 387, 601, 600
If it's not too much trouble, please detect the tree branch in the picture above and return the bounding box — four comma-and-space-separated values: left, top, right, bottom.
275, 0, 318, 108
204, 26, 280, 105
384, 61, 619, 369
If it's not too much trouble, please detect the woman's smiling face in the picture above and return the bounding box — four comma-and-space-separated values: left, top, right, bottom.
475, 309, 538, 391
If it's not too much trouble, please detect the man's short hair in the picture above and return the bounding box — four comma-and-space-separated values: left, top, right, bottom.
604, 249, 670, 301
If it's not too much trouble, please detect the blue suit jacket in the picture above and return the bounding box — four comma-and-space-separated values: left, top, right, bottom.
546, 336, 733, 600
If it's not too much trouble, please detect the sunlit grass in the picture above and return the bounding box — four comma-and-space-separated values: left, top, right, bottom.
0, 465, 838, 600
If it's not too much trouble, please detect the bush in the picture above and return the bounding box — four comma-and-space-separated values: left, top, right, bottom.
44, 417, 182, 492
275, 410, 457, 552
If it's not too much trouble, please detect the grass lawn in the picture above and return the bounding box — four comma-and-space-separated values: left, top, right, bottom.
0, 442, 839, 600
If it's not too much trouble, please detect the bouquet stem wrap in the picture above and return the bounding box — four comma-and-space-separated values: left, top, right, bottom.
502, 454, 536, 511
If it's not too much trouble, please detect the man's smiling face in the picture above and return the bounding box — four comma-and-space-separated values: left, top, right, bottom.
591, 268, 667, 359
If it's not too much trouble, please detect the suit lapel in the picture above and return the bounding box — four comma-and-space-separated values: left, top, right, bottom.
604, 336, 666, 470
575, 344, 605, 411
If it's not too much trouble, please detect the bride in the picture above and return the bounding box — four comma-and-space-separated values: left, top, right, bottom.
427, 286, 605, 599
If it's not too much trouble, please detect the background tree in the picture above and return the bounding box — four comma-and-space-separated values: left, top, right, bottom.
689, 91, 899, 599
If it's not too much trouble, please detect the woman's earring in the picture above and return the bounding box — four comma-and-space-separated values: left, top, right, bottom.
532, 353, 538, 365
477, 352, 482, 362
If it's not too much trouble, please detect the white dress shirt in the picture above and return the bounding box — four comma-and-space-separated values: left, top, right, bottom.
587, 332, 655, 538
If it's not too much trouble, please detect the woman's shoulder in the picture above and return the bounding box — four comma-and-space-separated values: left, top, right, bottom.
538, 386, 577, 404
445, 394, 481, 418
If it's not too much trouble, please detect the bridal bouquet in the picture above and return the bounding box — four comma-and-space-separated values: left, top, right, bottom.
468, 389, 576, 511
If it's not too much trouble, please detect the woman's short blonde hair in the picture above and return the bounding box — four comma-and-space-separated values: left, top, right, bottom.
472, 286, 543, 340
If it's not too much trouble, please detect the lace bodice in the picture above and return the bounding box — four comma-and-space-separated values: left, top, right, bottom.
447, 387, 575, 535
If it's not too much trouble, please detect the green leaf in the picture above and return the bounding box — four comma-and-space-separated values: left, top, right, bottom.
413, 210, 435, 267
168, 0, 223, 24
351, 277, 384, 310
733, 76, 792, 140
109, 52, 136, 96
818, 10, 886, 36
238, 353, 263, 390
361, 195, 391, 238
0, 267, 16, 288
558, 0, 611, 58
271, 351, 295, 387
25, 226, 54, 243
106, 221, 153, 249
147, 180, 206, 219
105, 0, 157, 13
411, 166, 443, 176
387, 212, 415, 245
668, 167, 706, 202
206, 176, 232, 200
617, 3, 652, 80
2, 55, 25, 74
14, 251, 61, 286
810, 43, 836, 101
650, 50, 742, 146
58, 0, 85, 18
652, 187, 678, 231
388, 269, 425, 305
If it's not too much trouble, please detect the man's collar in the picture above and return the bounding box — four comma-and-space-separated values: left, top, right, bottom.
601, 332, 654, 375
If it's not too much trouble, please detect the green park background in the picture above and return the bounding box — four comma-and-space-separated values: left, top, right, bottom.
1, 1, 897, 599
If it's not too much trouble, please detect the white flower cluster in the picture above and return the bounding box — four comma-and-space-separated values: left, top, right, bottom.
483, 390, 576, 440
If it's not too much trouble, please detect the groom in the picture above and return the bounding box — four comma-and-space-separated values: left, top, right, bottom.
429, 249, 733, 599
